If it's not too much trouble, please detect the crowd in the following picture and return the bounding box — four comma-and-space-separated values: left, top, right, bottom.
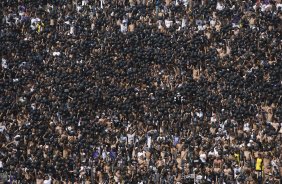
0, 0, 282, 183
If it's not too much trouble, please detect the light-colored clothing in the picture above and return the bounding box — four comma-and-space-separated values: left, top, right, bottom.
256, 158, 263, 171
43, 177, 52, 184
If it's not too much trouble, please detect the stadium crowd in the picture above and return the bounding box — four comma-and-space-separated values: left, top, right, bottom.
0, 0, 282, 183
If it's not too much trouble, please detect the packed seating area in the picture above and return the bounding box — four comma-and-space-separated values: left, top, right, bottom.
0, 0, 282, 183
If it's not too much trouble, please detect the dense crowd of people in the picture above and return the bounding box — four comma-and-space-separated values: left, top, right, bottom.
0, 0, 282, 183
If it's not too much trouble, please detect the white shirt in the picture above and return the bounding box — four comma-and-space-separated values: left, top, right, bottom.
100, 0, 105, 9
196, 111, 203, 118
216, 2, 225, 11
82, 0, 89, 6
102, 150, 107, 160
121, 20, 128, 33
43, 176, 52, 184
181, 18, 187, 28
127, 133, 135, 144
261, 4, 272, 12
70, 25, 75, 35
182, 0, 188, 7
234, 167, 241, 178
199, 153, 207, 163
243, 123, 250, 132
210, 19, 216, 27
0, 126, 5, 133
1, 58, 8, 69
196, 175, 203, 182
76, 5, 82, 12
137, 151, 145, 158
147, 136, 152, 148
121, 23, 127, 33
211, 116, 217, 123
175, 0, 180, 6
208, 148, 218, 157
30, 18, 41, 30
165, 19, 173, 28
213, 148, 219, 157
52, 52, 61, 56
120, 135, 127, 142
